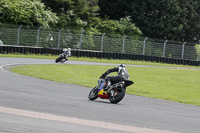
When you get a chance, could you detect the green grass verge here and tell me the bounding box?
[9,64,200,106]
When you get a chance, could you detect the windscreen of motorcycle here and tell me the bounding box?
[98,79,106,91]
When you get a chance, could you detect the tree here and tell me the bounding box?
[41,0,100,31]
[96,16,142,37]
[99,0,129,19]
[98,0,200,42]
[0,0,58,28]
[178,0,200,42]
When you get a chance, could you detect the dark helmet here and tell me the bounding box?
[119,64,126,67]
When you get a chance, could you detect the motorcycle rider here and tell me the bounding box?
[100,64,129,91]
[61,48,71,63]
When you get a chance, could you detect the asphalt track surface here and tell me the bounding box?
[0,57,200,133]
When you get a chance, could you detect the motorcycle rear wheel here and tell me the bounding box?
[109,87,126,104]
[88,86,98,100]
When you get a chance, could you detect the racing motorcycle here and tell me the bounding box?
[55,53,67,63]
[88,77,134,104]
[55,48,70,63]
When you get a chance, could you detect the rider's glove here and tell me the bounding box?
[100,74,106,79]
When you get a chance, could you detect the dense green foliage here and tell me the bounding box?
[99,0,200,42]
[0,0,58,28]
[41,0,99,31]
[0,0,142,37]
[1,0,200,42]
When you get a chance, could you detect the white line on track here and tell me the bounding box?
[0,63,42,73]
[0,64,16,72]
[0,106,180,133]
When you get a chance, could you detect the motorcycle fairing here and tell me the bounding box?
[98,89,109,99]
[124,80,134,87]
[97,79,109,99]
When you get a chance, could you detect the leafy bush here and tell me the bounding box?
[0,0,58,28]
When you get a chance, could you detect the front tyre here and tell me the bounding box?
[109,87,126,104]
[88,86,98,100]
[55,56,63,63]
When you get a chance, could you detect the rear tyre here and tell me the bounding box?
[109,87,126,104]
[88,86,98,100]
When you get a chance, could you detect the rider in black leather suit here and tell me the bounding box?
[100,64,129,91]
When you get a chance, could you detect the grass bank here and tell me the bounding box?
[9,64,200,106]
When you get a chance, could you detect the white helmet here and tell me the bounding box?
[119,64,126,68]
[67,48,71,51]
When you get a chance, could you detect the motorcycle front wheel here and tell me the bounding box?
[55,56,63,63]
[88,86,98,100]
[109,87,126,104]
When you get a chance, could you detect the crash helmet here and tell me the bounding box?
[119,64,126,68]
[67,48,71,51]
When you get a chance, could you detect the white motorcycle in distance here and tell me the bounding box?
[55,48,71,63]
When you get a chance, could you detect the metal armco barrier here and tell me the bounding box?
[0,45,199,66]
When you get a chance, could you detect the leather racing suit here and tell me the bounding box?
[101,65,129,89]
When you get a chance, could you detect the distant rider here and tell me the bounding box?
[61,48,71,63]
[100,64,129,91]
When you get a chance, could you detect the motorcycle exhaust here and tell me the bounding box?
[107,81,125,93]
